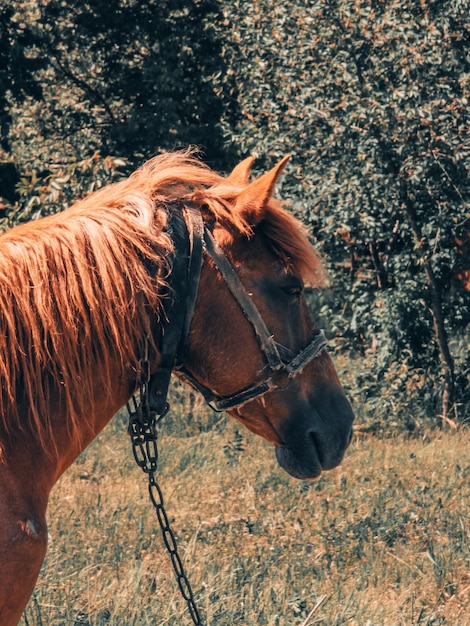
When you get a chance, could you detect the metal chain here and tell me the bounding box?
[127,342,204,626]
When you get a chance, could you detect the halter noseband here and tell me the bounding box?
[147,203,328,415]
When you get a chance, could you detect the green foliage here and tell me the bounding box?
[2,0,236,175]
[218,0,469,426]
[0,3,43,151]
[1,154,128,230]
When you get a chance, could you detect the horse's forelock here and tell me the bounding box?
[259,201,328,287]
[196,189,327,287]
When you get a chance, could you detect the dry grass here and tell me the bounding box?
[20,402,470,626]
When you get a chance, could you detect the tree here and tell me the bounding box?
[2,0,238,227]
[218,0,469,426]
[0,4,43,201]
[3,0,236,177]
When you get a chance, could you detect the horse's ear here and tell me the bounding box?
[236,155,290,224]
[226,156,255,185]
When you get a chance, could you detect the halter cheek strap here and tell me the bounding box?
[148,203,328,416]
[182,228,328,411]
[201,228,285,371]
[147,204,204,415]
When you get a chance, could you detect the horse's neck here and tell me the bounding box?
[54,371,140,482]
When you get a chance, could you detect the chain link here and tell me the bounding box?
[127,343,204,626]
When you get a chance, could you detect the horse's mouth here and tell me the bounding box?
[275,429,352,480]
[275,445,322,480]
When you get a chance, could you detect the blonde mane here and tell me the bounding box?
[0,151,325,455]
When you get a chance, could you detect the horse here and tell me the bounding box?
[0,151,354,625]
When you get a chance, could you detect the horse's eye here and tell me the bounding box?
[282,285,303,298]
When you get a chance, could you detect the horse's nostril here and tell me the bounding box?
[308,426,351,470]
[308,430,325,465]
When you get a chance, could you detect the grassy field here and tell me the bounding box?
[20,398,470,626]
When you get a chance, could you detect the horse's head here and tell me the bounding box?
[181,156,354,480]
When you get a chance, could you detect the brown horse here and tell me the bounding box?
[0,151,354,625]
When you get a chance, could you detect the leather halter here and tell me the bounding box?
[147,203,328,415]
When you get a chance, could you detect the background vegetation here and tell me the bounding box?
[19,406,470,625]
[1,0,468,428]
[217,0,469,427]
[1,1,469,624]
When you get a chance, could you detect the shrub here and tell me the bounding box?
[217,0,469,427]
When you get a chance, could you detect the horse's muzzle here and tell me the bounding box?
[274,393,354,480]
